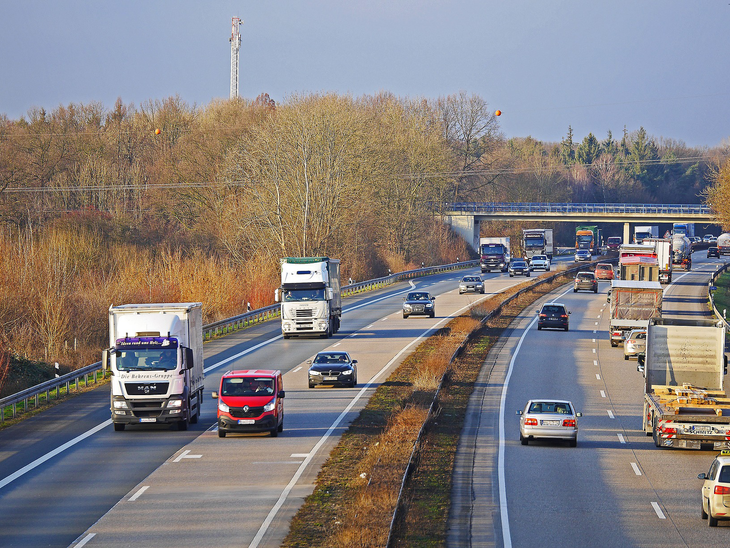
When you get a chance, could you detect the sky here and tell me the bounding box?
[1,1,729,148]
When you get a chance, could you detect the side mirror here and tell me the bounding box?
[184,347,194,370]
[698,473,708,480]
[279,390,286,398]
[431,296,436,301]
[568,311,572,315]
[352,360,358,364]
[306,359,312,365]
[576,412,583,417]
[102,348,111,375]
[516,410,523,415]
[211,392,218,399]
[637,364,645,373]
[274,288,280,303]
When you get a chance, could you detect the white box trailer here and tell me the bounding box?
[641,318,730,450]
[642,238,672,284]
[104,303,205,431]
[609,280,663,346]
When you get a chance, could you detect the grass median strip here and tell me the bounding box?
[283,268,579,547]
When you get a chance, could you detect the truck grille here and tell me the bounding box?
[295,309,314,318]
[125,382,169,396]
[128,400,165,418]
[229,406,264,418]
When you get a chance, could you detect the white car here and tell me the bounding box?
[698,450,730,526]
[529,255,551,271]
[517,399,581,447]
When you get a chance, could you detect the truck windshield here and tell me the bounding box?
[283,288,325,302]
[524,236,544,249]
[116,348,178,371]
[480,245,504,256]
[576,235,593,248]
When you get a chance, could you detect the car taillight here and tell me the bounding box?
[714,485,730,495]
[539,314,547,318]
[525,418,538,426]
[560,315,568,319]
[562,419,576,427]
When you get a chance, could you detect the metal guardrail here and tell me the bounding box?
[386,260,597,545]
[0,260,478,423]
[709,263,730,330]
[444,202,711,215]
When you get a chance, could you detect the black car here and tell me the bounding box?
[402,291,435,318]
[308,351,358,388]
[537,302,570,331]
[508,259,531,277]
[708,246,720,258]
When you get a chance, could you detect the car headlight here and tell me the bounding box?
[404,304,412,311]
[167,399,183,408]
[309,370,321,376]
[113,400,129,409]
[426,303,433,308]
[263,398,276,412]
[218,401,230,413]
[342,369,353,375]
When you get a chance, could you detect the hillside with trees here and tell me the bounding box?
[0,91,727,392]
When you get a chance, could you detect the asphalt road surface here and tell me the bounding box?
[449,252,730,547]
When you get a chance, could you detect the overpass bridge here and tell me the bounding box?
[443,202,715,251]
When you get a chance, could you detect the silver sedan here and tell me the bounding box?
[517,399,582,447]
[458,275,485,294]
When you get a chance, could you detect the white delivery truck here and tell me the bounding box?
[479,237,511,273]
[276,257,341,338]
[634,225,659,244]
[609,280,663,347]
[522,229,554,260]
[104,303,205,431]
[641,318,730,450]
[643,238,672,284]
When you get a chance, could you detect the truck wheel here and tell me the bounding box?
[283,334,290,339]
[114,423,125,432]
[652,417,661,447]
[218,428,226,438]
[624,355,629,361]
[190,395,200,424]
[178,417,189,431]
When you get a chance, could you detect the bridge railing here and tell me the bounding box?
[0,260,478,423]
[443,202,711,215]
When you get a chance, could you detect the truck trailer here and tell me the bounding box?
[618,243,659,282]
[276,257,341,338]
[522,229,554,260]
[608,280,662,347]
[671,234,692,270]
[104,303,205,431]
[717,233,730,256]
[479,237,511,273]
[640,318,730,450]
[642,238,673,284]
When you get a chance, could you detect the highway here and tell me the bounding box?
[0,262,545,548]
[449,252,730,547]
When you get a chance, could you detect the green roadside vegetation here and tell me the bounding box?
[713,271,730,320]
[283,266,580,547]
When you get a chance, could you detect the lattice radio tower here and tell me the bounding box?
[229,17,243,99]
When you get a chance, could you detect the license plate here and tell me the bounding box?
[238,419,255,425]
[691,426,712,435]
[324,376,339,381]
[140,418,156,423]
[542,420,560,426]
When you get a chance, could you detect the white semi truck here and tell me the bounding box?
[640,318,730,450]
[522,228,554,260]
[608,280,663,347]
[276,257,341,338]
[104,303,205,431]
[643,238,673,284]
[634,225,659,244]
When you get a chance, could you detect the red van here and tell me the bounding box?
[212,369,285,437]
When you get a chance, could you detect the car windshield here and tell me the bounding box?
[528,402,572,414]
[407,293,430,300]
[313,353,350,364]
[512,261,526,267]
[533,256,546,261]
[221,377,274,397]
[462,277,479,282]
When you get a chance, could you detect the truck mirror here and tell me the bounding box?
[327,288,334,300]
[274,288,280,302]
[725,355,728,375]
[102,348,112,375]
[279,390,286,398]
[183,347,194,371]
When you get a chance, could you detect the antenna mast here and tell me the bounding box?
[229,17,243,99]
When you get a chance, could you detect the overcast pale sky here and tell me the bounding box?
[1,1,728,148]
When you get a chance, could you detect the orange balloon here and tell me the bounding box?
[155,128,161,135]
[495,110,502,116]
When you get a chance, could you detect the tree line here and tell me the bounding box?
[0,90,727,382]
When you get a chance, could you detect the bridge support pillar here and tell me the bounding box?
[444,214,480,251]
[623,222,631,245]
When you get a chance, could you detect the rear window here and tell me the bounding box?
[542,305,565,314]
[577,273,594,280]
[596,264,611,271]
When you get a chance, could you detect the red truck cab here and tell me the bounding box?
[212,369,285,437]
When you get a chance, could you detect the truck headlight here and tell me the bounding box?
[113,400,129,409]
[218,401,230,413]
[167,399,183,408]
[263,398,276,412]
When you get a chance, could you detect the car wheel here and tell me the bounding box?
[701,501,708,520]
[709,512,718,527]
[624,355,629,361]
[509,273,513,277]
[270,426,279,438]
[573,288,577,293]
[594,288,598,293]
[308,382,315,389]
[537,325,542,330]
[526,272,530,277]
[610,341,617,347]
[113,423,125,432]
[403,313,408,319]
[520,434,528,446]
[283,334,290,339]
[218,428,226,438]
[430,312,435,318]
[278,420,284,433]
[564,326,569,331]
[569,439,577,448]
